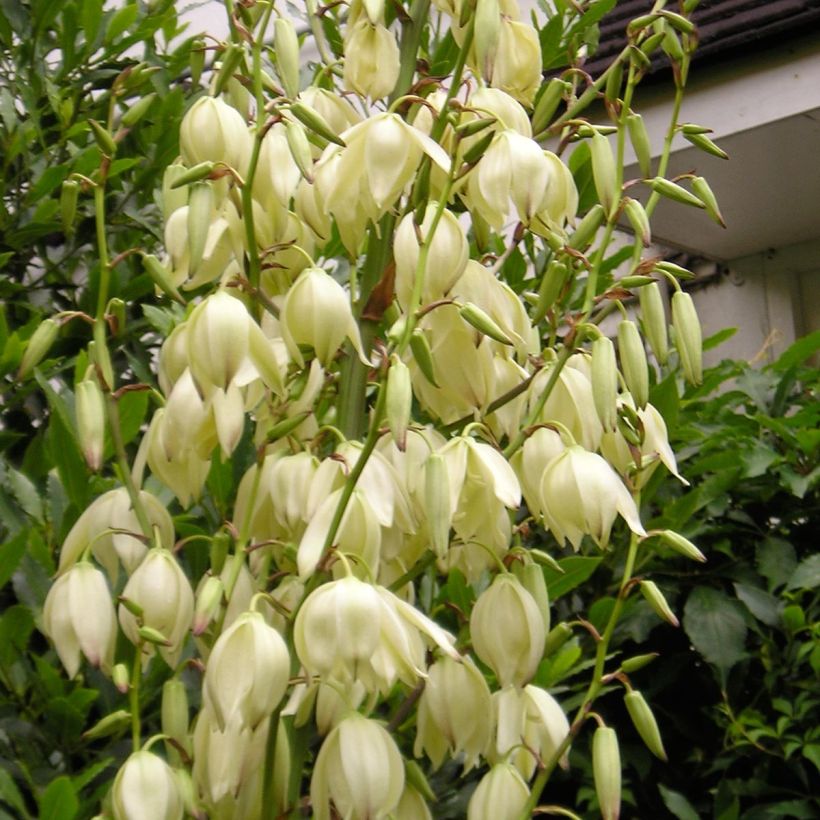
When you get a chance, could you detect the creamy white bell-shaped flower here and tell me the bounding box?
[311,713,405,820]
[343,19,400,100]
[414,655,492,771]
[489,18,542,104]
[394,205,469,309]
[468,87,532,136]
[253,123,302,210]
[511,427,566,520]
[57,487,173,580]
[112,750,183,820]
[490,684,570,779]
[600,399,688,488]
[467,762,530,820]
[532,151,579,235]
[317,113,450,222]
[192,706,268,808]
[180,96,251,172]
[528,359,603,451]
[297,87,361,145]
[294,575,457,692]
[118,548,194,667]
[470,573,545,687]
[186,290,283,395]
[204,611,290,731]
[395,784,433,820]
[466,130,552,228]
[43,562,116,678]
[280,267,367,367]
[540,445,646,550]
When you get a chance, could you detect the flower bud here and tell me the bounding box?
[88,118,117,156]
[60,179,80,235]
[474,0,501,77]
[458,303,513,345]
[617,320,649,408]
[76,378,106,472]
[624,690,667,760]
[285,120,314,182]
[162,678,190,753]
[180,96,251,172]
[590,131,618,214]
[204,611,290,730]
[591,335,618,431]
[544,622,573,656]
[311,713,405,820]
[648,176,705,209]
[186,181,213,274]
[532,78,568,135]
[274,16,300,98]
[470,574,545,687]
[691,175,726,227]
[386,356,412,451]
[627,113,652,177]
[638,281,669,364]
[118,548,194,667]
[112,751,183,820]
[568,203,605,250]
[593,726,621,820]
[671,290,702,384]
[113,663,130,693]
[289,100,348,146]
[424,453,451,557]
[657,529,706,562]
[639,579,679,626]
[83,709,132,741]
[623,197,651,245]
[43,562,116,678]
[409,329,438,386]
[511,560,550,636]
[532,259,570,322]
[18,317,59,379]
[193,575,224,636]
[121,92,156,127]
[467,763,529,820]
[415,655,492,771]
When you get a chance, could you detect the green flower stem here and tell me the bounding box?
[391,0,431,103]
[94,184,110,319]
[502,345,574,459]
[240,130,265,295]
[520,531,641,818]
[129,643,142,752]
[261,708,283,820]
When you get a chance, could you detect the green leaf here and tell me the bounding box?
[0,769,29,820]
[787,554,820,590]
[0,530,27,590]
[39,776,78,820]
[702,326,737,351]
[658,784,700,820]
[733,582,781,627]
[740,441,779,478]
[542,556,603,600]
[756,537,797,591]
[802,744,820,774]
[104,3,138,43]
[3,464,43,523]
[772,329,820,372]
[115,389,149,447]
[683,586,748,685]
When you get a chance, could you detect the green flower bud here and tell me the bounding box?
[459,302,513,345]
[620,653,658,673]
[532,259,570,322]
[112,663,130,693]
[691,175,726,227]
[568,204,605,250]
[193,575,224,636]
[657,529,706,562]
[186,181,213,275]
[627,113,652,177]
[274,16,301,98]
[60,179,80,235]
[83,709,132,741]
[684,131,728,160]
[671,290,702,384]
[410,329,438,387]
[386,356,412,451]
[121,92,157,127]
[617,320,649,408]
[76,378,106,472]
[18,317,59,379]
[593,726,621,820]
[592,335,618,431]
[623,197,651,246]
[285,120,314,182]
[88,118,117,156]
[590,131,618,214]
[532,78,568,135]
[289,101,346,146]
[639,579,679,626]
[625,690,667,760]
[161,678,190,757]
[168,161,215,189]
[544,622,573,656]
[638,281,669,364]
[648,176,705,209]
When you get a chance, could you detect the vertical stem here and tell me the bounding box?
[129,644,142,752]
